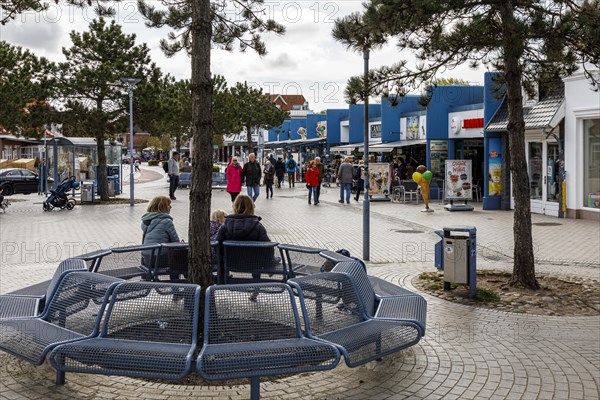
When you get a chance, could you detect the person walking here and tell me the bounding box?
[36,159,47,195]
[168,151,180,200]
[354,160,366,202]
[315,156,325,204]
[225,156,243,202]
[274,157,285,188]
[242,153,262,202]
[134,159,141,173]
[337,157,354,204]
[285,154,298,188]
[263,161,275,199]
[306,160,320,205]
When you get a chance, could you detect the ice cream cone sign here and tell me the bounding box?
[413,169,433,210]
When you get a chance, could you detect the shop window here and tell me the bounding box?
[583,118,600,209]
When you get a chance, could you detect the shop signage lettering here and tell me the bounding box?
[462,118,484,129]
[445,159,473,200]
[370,123,382,139]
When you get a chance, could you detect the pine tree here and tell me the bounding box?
[360,0,600,288]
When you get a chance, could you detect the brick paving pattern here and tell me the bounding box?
[0,165,598,399]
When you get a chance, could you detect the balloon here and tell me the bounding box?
[412,172,423,183]
[416,165,427,174]
[422,171,433,181]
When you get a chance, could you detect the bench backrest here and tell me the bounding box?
[288,273,367,337]
[94,244,161,279]
[401,180,418,191]
[45,258,89,300]
[44,272,122,336]
[157,243,189,277]
[221,241,284,280]
[74,249,112,271]
[204,283,301,345]
[101,282,201,345]
[332,261,376,316]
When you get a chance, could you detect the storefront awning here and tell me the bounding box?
[330,142,364,152]
[369,139,427,152]
[486,95,565,132]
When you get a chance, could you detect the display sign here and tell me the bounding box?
[368,163,390,195]
[406,116,419,139]
[370,123,382,139]
[445,159,472,200]
[316,121,327,138]
[488,139,502,197]
[430,140,448,180]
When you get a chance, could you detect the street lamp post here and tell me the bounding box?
[121,77,141,207]
[362,47,370,261]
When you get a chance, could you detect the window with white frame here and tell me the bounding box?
[583,118,600,208]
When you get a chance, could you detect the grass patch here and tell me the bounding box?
[474,287,500,303]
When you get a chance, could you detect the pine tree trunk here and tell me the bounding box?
[500,3,539,289]
[188,0,214,289]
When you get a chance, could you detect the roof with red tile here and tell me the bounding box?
[269,94,307,111]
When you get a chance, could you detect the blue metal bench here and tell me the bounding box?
[288,272,422,368]
[178,172,192,188]
[278,244,326,277]
[197,283,340,400]
[0,272,122,368]
[49,281,201,384]
[75,249,112,271]
[220,241,287,284]
[92,244,161,280]
[1,258,88,318]
[332,261,427,335]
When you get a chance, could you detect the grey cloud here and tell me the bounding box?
[1,21,66,55]
[266,52,296,70]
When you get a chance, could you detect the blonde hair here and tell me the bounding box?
[232,194,255,215]
[211,209,228,224]
[147,196,171,213]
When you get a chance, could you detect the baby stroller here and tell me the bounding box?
[43,176,80,211]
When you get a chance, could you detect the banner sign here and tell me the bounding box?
[445,159,472,200]
[368,163,390,195]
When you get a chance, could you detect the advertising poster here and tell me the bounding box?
[488,138,502,196]
[430,140,448,180]
[406,116,420,139]
[368,163,390,195]
[445,160,472,200]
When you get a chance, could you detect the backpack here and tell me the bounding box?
[162,161,169,173]
[287,159,295,170]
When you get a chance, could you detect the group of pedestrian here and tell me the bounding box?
[335,157,365,204]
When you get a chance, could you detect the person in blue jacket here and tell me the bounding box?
[285,154,298,188]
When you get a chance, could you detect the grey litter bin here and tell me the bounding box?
[81,181,95,203]
[441,226,477,298]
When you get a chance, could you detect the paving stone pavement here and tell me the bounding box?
[0,165,598,399]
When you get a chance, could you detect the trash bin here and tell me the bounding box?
[107,179,115,197]
[80,181,95,203]
[437,226,477,298]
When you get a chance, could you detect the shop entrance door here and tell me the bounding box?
[525,140,559,216]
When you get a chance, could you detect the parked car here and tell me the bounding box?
[0,168,54,195]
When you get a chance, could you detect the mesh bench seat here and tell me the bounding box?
[1,259,92,319]
[332,262,427,335]
[93,244,161,280]
[74,249,112,271]
[220,241,287,284]
[278,244,326,278]
[50,281,201,384]
[197,283,340,400]
[0,272,122,367]
[289,272,422,368]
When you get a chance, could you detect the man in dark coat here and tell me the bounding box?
[274,157,285,188]
[242,153,262,202]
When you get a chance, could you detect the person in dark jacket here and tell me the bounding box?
[242,153,262,202]
[141,196,181,278]
[396,157,407,181]
[216,194,272,296]
[354,160,366,202]
[263,161,275,199]
[274,157,285,188]
[337,157,354,204]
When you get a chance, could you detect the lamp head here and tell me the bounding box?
[120,77,141,86]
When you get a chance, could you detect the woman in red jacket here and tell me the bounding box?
[225,157,243,202]
[306,159,320,205]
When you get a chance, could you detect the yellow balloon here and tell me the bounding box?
[412,172,423,183]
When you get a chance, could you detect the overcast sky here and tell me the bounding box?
[0,0,486,112]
